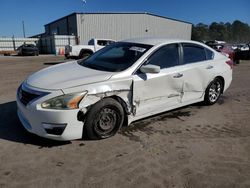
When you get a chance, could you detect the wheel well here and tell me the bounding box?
[109,96,129,127]
[80,49,93,55]
[78,95,129,125]
[215,76,225,93]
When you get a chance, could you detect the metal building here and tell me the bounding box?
[44,12,192,44]
[0,37,39,55]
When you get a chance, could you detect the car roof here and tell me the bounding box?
[122,38,202,46]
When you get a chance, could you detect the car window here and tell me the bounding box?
[97,40,109,46]
[23,44,35,48]
[205,48,214,60]
[182,44,207,64]
[88,39,94,45]
[147,44,179,69]
[80,42,152,72]
[107,41,115,45]
[98,46,126,59]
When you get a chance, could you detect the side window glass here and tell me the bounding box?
[97,40,108,46]
[88,39,94,45]
[205,48,214,60]
[183,44,206,64]
[147,44,179,69]
[107,41,115,45]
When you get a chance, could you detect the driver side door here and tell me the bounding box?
[132,43,184,118]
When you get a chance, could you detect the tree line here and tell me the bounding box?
[192,20,250,43]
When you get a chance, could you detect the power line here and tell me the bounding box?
[22,21,26,38]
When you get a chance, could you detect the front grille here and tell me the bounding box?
[18,86,41,106]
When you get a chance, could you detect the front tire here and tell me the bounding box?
[84,98,124,140]
[204,78,223,105]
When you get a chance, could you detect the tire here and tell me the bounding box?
[79,50,91,59]
[65,54,69,59]
[84,98,124,140]
[204,78,223,105]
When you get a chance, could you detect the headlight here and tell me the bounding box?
[41,92,87,110]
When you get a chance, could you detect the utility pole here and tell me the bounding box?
[22,21,26,38]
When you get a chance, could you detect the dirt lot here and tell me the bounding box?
[0,55,250,188]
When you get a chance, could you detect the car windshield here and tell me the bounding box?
[79,42,152,72]
[23,44,35,48]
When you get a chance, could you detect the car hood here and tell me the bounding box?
[26,61,113,90]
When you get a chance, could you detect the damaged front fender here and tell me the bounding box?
[62,78,135,122]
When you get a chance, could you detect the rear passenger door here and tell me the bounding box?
[179,43,215,103]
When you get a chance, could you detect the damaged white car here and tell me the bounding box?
[17,38,233,141]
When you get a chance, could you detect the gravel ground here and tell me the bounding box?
[0,55,250,188]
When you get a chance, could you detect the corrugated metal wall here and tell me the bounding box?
[76,13,192,44]
[45,14,77,36]
[0,38,38,51]
[38,35,76,54]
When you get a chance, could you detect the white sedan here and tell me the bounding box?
[16,38,233,141]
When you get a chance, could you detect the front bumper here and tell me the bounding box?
[21,51,37,56]
[222,68,233,93]
[65,50,79,58]
[16,87,84,141]
[64,52,76,58]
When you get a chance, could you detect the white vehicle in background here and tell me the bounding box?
[65,38,115,59]
[17,38,233,141]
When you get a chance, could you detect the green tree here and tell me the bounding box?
[191,23,210,41]
[191,20,250,43]
[231,20,250,43]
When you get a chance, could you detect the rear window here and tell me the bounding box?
[205,48,214,60]
[183,44,206,64]
[88,39,94,45]
[97,40,114,46]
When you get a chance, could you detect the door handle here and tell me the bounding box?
[173,73,183,78]
[206,65,213,69]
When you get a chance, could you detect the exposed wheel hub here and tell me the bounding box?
[95,108,117,135]
[209,81,221,102]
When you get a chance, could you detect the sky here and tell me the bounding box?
[0,0,249,37]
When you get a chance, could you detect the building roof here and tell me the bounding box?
[44,12,192,26]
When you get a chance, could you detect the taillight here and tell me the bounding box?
[226,60,233,69]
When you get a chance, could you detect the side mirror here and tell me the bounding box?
[140,64,160,74]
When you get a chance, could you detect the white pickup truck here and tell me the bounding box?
[65,38,115,59]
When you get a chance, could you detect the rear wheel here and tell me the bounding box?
[84,98,124,140]
[79,50,91,59]
[204,78,223,105]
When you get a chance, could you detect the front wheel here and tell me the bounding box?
[204,78,223,105]
[84,98,124,140]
